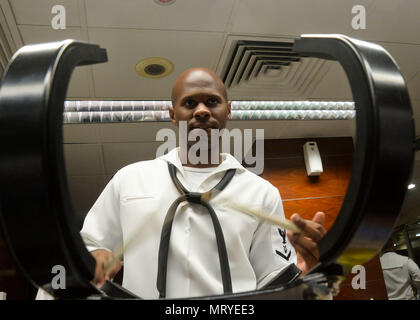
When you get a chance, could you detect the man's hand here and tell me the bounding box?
[91,249,122,287]
[286,212,326,275]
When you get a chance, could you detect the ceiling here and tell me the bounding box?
[1,0,419,102]
[1,0,419,239]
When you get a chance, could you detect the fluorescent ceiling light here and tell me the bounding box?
[62,101,356,124]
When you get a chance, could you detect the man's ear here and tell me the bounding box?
[227,100,232,120]
[168,104,178,126]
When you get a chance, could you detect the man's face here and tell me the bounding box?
[169,70,231,137]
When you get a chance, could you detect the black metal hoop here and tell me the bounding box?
[293,34,414,271]
[0,40,108,298]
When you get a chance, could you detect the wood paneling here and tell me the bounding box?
[0,241,15,271]
[283,196,344,232]
[0,230,29,299]
[261,137,352,229]
[262,156,352,200]
[334,254,388,300]
[259,137,388,300]
[262,137,354,159]
[0,272,29,300]
[261,138,350,233]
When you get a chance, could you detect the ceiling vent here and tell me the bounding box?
[220,39,330,100]
[0,16,14,76]
[222,40,302,87]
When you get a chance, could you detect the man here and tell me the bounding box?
[39,67,326,299]
[380,238,420,300]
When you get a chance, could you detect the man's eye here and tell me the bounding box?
[185,100,196,107]
[208,98,219,105]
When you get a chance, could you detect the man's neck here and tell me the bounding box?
[180,146,222,168]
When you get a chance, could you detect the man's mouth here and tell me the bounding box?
[189,124,218,131]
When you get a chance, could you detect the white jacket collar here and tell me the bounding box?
[158,147,246,177]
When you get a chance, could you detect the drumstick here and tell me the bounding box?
[202,191,301,233]
[103,198,302,273]
[228,199,302,233]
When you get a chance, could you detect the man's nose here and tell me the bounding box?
[193,103,211,121]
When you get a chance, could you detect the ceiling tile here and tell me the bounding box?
[88,28,225,98]
[67,175,105,220]
[10,0,81,26]
[18,25,85,44]
[99,122,175,143]
[350,0,420,44]
[227,120,292,140]
[408,75,420,100]
[307,62,352,100]
[228,120,355,140]
[411,99,420,118]
[85,120,356,147]
[230,0,374,36]
[64,144,105,176]
[411,99,420,136]
[63,124,101,144]
[102,141,163,175]
[104,175,114,185]
[85,0,235,32]
[375,42,420,81]
[18,26,91,97]
[100,121,355,175]
[277,120,354,139]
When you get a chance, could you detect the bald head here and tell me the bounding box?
[171,68,228,105]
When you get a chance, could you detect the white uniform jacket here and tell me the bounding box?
[380,252,420,300]
[80,148,297,299]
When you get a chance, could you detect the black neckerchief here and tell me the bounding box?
[156,162,236,298]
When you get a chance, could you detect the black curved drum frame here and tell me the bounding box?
[0,35,415,299]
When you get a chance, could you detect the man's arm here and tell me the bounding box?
[80,174,124,286]
[407,258,420,290]
[249,187,299,287]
